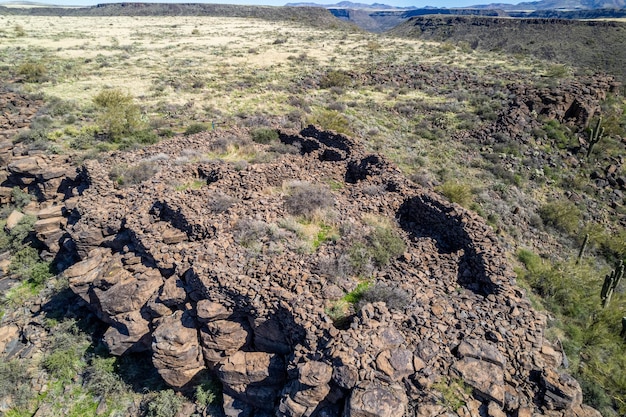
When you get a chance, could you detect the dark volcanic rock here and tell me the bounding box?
[0,123,599,417]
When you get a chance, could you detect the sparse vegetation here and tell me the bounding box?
[284,182,334,218]
[109,161,159,186]
[251,127,279,144]
[538,200,581,236]
[93,89,143,141]
[17,60,47,82]
[146,389,184,417]
[436,181,473,207]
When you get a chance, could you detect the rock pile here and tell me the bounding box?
[0,122,602,416]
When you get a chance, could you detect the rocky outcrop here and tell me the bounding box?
[0,122,602,416]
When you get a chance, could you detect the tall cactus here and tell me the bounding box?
[586,117,604,159]
[601,260,624,308]
[576,233,589,265]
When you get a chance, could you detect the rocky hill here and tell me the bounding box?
[0,77,614,414]
[389,16,626,85]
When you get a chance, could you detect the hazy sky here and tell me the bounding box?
[22,1,521,8]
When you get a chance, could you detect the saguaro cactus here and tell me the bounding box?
[586,117,604,159]
[601,260,624,308]
[576,233,589,265]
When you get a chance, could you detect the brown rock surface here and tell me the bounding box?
[0,122,602,416]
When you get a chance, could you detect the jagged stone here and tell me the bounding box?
[200,319,250,364]
[346,382,408,417]
[36,205,63,220]
[196,300,232,322]
[298,361,332,387]
[159,276,187,307]
[152,310,204,388]
[7,157,43,176]
[452,358,505,405]
[103,311,151,355]
[375,348,414,381]
[457,339,506,368]
[540,368,583,411]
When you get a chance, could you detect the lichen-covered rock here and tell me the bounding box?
[346,382,408,417]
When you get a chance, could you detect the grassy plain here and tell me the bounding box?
[0,12,625,417]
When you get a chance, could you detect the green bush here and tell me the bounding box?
[538,200,581,235]
[307,109,351,136]
[11,187,32,209]
[0,359,35,410]
[84,356,127,398]
[17,61,47,82]
[349,224,406,274]
[93,89,143,141]
[184,123,208,136]
[7,214,36,252]
[543,119,575,149]
[43,321,89,381]
[251,127,279,144]
[195,376,220,408]
[320,70,352,89]
[367,225,406,267]
[545,64,570,78]
[436,181,473,207]
[146,390,183,417]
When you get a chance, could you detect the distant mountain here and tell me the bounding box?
[286,0,626,10]
[470,0,626,10]
[285,1,408,9]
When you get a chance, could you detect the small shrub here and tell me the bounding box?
[17,61,47,82]
[316,254,353,280]
[93,89,143,141]
[146,389,183,417]
[8,215,36,252]
[234,219,268,248]
[14,24,26,37]
[367,225,406,267]
[348,222,406,275]
[109,161,159,187]
[307,109,351,135]
[208,192,237,213]
[195,376,221,408]
[11,187,32,209]
[545,64,570,78]
[251,127,278,144]
[43,321,89,381]
[538,200,581,235]
[432,377,472,411]
[284,182,334,218]
[436,181,473,207]
[184,123,208,136]
[357,283,411,311]
[320,70,351,89]
[84,356,127,398]
[543,119,575,149]
[0,359,35,410]
[270,142,300,155]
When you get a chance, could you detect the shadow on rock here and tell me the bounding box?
[397,194,498,296]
